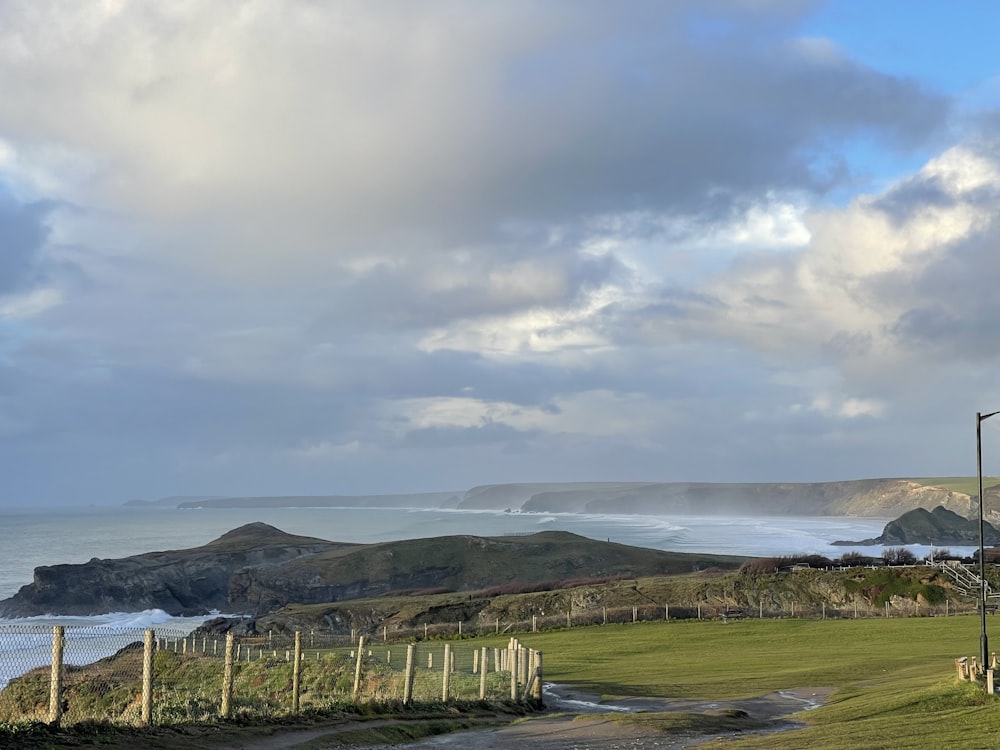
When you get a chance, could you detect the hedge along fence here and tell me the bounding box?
[0,626,543,727]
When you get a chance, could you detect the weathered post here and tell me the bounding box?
[510,645,519,700]
[458,621,462,636]
[428,652,433,669]
[383,625,387,643]
[956,657,969,680]
[533,651,544,705]
[519,646,529,687]
[494,647,501,672]
[602,607,607,625]
[473,648,479,674]
[632,606,637,623]
[987,669,995,694]
[352,636,366,701]
[292,631,302,713]
[142,629,155,726]
[479,646,488,699]
[403,644,416,705]
[665,603,669,621]
[442,643,452,702]
[566,610,571,628]
[48,626,65,725]
[533,615,537,632]
[221,632,235,719]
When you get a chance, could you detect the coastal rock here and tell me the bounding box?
[0,526,744,618]
[832,506,1000,546]
[0,522,344,618]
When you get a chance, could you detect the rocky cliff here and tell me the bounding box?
[0,523,346,617]
[833,506,1000,546]
[0,525,744,618]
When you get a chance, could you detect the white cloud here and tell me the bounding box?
[809,395,886,419]
[385,389,673,439]
[0,287,62,319]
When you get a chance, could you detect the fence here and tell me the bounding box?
[365,597,981,642]
[0,626,542,727]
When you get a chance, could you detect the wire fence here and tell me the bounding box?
[0,626,541,727]
[360,597,983,643]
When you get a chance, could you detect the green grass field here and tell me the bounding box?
[908,476,1000,495]
[513,615,1000,748]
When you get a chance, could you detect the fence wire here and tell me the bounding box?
[0,626,537,727]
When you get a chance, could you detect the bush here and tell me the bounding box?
[883,547,918,566]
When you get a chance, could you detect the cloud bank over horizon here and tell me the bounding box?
[2,0,1000,505]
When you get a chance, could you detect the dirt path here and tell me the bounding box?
[205,684,832,750]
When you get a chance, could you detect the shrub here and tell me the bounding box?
[883,547,918,566]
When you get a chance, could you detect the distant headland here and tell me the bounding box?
[127,477,995,521]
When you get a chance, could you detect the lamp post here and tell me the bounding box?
[977,410,999,670]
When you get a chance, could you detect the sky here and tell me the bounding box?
[2,0,1000,506]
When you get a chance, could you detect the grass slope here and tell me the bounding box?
[524,616,998,749]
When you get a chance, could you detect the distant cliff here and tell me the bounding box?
[459,479,971,518]
[0,524,744,618]
[167,479,975,519]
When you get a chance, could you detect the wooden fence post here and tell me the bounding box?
[510,645,519,700]
[292,631,302,714]
[352,636,366,701]
[48,626,65,725]
[142,629,155,726]
[442,643,452,702]
[221,632,235,719]
[533,651,544,705]
[479,646,488,700]
[403,644,416,705]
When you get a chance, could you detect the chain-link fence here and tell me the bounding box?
[0,626,542,727]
